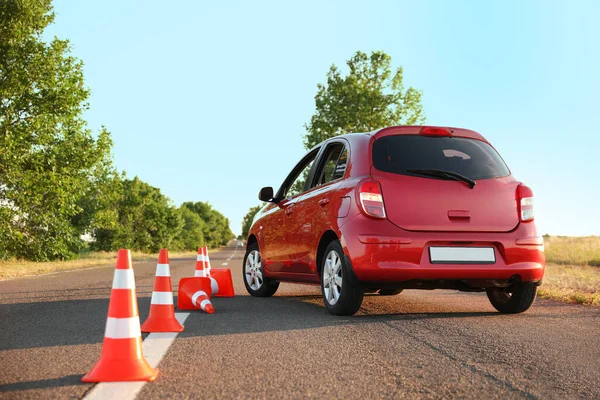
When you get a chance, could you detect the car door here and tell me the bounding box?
[288,140,349,275]
[263,148,320,273]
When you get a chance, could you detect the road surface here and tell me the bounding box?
[1,243,598,399]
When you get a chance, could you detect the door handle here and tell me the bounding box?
[318,198,330,206]
[284,207,294,215]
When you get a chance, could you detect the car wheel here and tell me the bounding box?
[378,289,403,296]
[320,240,364,316]
[243,243,279,297]
[486,282,537,314]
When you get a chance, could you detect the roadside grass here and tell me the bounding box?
[544,235,600,266]
[0,250,199,280]
[538,263,600,306]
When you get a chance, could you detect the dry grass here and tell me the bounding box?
[538,263,600,306]
[0,250,199,280]
[544,235,600,266]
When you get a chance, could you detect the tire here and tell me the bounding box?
[243,243,279,297]
[486,282,537,314]
[378,289,403,296]
[320,240,364,316]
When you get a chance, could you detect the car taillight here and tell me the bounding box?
[359,180,386,219]
[517,184,534,222]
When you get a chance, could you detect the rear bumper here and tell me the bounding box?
[339,215,545,285]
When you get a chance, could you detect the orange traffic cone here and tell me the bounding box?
[178,277,215,314]
[195,246,219,294]
[194,247,209,277]
[140,249,183,333]
[202,246,234,297]
[210,268,235,297]
[82,249,158,382]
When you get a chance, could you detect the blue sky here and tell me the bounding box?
[45,0,599,236]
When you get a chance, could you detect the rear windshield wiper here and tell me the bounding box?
[406,169,476,189]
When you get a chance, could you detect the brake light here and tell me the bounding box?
[359,180,386,219]
[419,126,452,137]
[517,184,534,222]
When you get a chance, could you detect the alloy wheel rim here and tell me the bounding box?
[323,250,343,305]
[245,250,263,291]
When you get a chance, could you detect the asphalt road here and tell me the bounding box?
[1,243,599,399]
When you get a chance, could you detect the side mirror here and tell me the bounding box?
[258,186,274,202]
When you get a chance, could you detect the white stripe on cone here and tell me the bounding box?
[200,299,211,309]
[196,254,208,262]
[194,270,207,278]
[104,316,141,339]
[155,264,170,276]
[112,269,135,289]
[210,277,219,295]
[150,291,174,305]
[191,291,208,306]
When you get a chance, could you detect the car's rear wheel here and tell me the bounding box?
[243,243,279,297]
[378,289,403,296]
[486,281,537,313]
[320,240,364,316]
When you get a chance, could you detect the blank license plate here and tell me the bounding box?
[429,247,496,264]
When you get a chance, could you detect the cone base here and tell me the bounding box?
[211,268,235,297]
[82,358,158,382]
[140,316,184,333]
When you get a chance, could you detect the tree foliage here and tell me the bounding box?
[0,0,247,259]
[172,205,206,251]
[303,50,425,149]
[241,204,263,238]
[181,201,234,248]
[92,177,183,253]
[0,0,118,260]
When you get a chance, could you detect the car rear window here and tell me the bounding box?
[372,135,510,180]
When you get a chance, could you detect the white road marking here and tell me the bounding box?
[221,262,228,266]
[83,312,190,400]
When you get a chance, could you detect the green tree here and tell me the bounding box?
[92,177,183,253]
[172,205,206,251]
[241,204,263,239]
[303,50,425,149]
[182,201,234,247]
[0,0,118,260]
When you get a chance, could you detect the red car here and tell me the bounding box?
[244,126,545,316]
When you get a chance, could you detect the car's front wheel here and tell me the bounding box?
[486,281,537,313]
[321,240,364,316]
[243,243,279,297]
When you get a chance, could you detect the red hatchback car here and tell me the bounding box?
[244,126,545,316]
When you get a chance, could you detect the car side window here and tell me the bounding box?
[331,147,348,181]
[285,152,318,198]
[313,143,347,188]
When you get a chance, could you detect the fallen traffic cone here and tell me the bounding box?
[140,249,183,333]
[210,268,235,297]
[177,277,215,314]
[82,249,158,382]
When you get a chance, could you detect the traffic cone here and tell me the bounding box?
[177,277,215,314]
[140,249,183,333]
[210,268,235,297]
[195,246,219,294]
[202,246,235,297]
[82,249,158,382]
[194,247,209,277]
